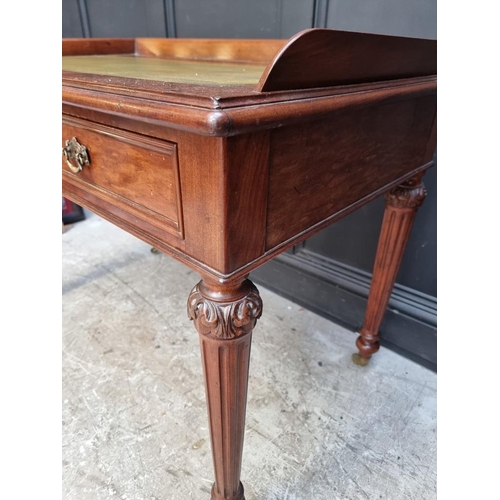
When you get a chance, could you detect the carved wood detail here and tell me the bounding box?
[188,280,262,340]
[354,173,427,365]
[385,172,426,209]
[188,278,261,500]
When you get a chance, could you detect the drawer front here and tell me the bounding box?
[62,116,184,238]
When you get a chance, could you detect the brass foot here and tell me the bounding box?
[150,247,160,254]
[352,353,370,366]
[210,482,245,500]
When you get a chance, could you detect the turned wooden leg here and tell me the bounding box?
[353,173,427,366]
[188,277,262,500]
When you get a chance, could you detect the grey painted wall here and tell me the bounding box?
[64,0,436,39]
[323,0,436,38]
[62,0,437,368]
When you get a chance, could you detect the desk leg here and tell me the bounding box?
[353,173,426,366]
[188,277,262,500]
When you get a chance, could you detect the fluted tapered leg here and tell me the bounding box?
[353,173,426,366]
[188,277,262,500]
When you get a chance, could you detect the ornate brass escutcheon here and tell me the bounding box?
[62,137,90,173]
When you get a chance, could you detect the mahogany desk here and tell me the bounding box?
[62,29,437,500]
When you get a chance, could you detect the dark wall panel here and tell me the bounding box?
[86,0,167,38]
[174,0,314,39]
[326,0,437,38]
[62,0,83,38]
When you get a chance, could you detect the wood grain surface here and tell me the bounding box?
[258,28,436,91]
[62,116,183,237]
[136,38,285,63]
[265,95,436,248]
[63,38,135,56]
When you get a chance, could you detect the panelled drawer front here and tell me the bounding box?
[62,116,184,238]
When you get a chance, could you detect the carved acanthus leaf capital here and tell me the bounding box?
[386,176,427,209]
[187,281,262,340]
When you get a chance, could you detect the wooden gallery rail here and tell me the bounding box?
[62,29,437,500]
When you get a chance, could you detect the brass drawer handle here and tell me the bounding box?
[62,137,90,173]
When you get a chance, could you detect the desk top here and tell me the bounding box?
[63,30,436,116]
[63,31,436,137]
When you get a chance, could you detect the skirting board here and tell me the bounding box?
[251,249,437,371]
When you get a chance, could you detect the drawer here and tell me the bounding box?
[62,116,184,238]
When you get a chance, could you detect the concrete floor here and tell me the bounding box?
[62,212,436,500]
